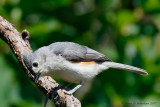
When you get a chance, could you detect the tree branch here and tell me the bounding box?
[0,16,81,107]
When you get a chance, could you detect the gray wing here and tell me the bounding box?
[48,42,111,62]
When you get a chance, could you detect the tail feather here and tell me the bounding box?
[103,62,148,75]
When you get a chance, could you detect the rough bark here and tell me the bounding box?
[0,16,81,107]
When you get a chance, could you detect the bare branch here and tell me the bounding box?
[0,16,81,107]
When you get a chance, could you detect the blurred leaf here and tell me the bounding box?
[62,24,77,36]
[0,54,14,107]
[10,7,22,26]
[27,19,61,36]
[143,0,160,12]
[116,10,136,29]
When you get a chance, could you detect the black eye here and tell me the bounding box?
[33,62,38,67]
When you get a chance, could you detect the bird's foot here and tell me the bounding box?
[50,85,62,99]
[62,81,85,95]
[43,82,84,107]
[44,85,62,107]
[62,89,74,95]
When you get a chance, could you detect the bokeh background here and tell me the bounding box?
[0,0,160,107]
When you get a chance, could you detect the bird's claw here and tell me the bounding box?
[43,83,75,107]
[50,87,60,99]
[62,89,73,95]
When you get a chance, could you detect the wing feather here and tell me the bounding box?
[49,42,111,62]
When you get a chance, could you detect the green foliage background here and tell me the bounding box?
[0,0,160,107]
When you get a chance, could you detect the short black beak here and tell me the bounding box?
[34,73,40,83]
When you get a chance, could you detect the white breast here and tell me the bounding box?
[42,55,102,83]
[51,61,100,83]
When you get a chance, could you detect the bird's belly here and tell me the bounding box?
[52,61,100,83]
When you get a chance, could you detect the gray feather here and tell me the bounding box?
[48,42,111,62]
[104,62,148,75]
[23,54,32,71]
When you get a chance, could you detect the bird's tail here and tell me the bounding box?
[102,62,148,75]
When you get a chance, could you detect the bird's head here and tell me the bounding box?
[23,49,47,83]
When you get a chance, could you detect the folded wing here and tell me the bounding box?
[48,42,111,62]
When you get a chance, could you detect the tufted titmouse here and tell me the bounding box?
[23,42,148,105]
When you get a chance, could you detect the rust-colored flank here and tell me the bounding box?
[72,61,96,66]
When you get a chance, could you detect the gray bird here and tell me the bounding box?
[23,42,148,106]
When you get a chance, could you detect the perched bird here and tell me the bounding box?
[23,42,148,106]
